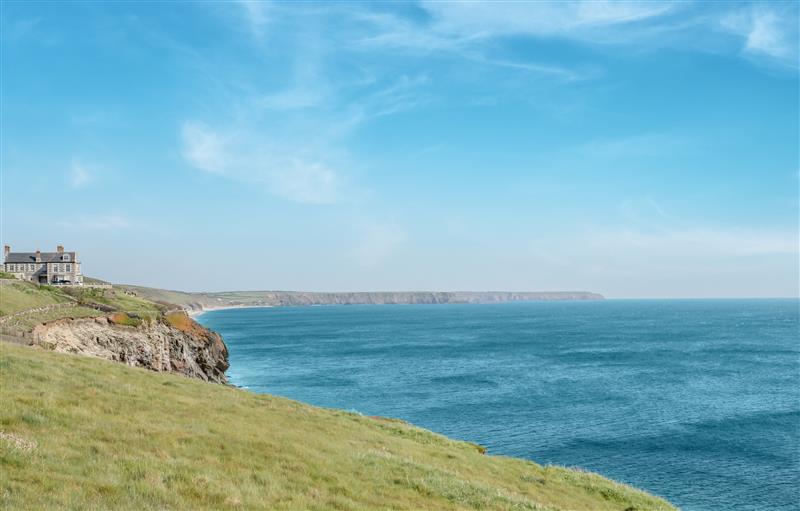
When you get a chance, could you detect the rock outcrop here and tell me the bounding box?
[32,314,228,383]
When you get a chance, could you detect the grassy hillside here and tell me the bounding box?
[63,286,164,316]
[0,343,675,511]
[119,284,211,310]
[0,281,167,332]
[0,281,74,316]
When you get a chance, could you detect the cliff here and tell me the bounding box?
[0,280,229,383]
[31,313,228,383]
[119,286,605,311]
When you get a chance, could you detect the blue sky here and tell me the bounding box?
[1,1,798,297]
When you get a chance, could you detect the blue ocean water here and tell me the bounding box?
[197,300,800,511]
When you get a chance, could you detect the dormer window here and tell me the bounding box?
[62,254,70,261]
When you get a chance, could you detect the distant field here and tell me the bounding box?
[0,343,674,511]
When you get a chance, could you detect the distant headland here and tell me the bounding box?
[119,286,605,312]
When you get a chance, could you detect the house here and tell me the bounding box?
[2,245,83,285]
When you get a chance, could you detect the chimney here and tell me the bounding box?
[57,245,64,254]
[35,250,41,263]
[3,245,9,260]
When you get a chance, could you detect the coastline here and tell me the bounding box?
[187,305,273,319]
[0,341,678,510]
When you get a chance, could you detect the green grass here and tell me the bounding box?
[0,281,164,332]
[8,306,103,332]
[0,343,675,511]
[82,276,110,285]
[118,285,205,309]
[0,282,74,316]
[64,287,164,315]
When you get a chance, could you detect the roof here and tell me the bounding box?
[4,252,78,264]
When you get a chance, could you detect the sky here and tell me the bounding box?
[1,1,798,298]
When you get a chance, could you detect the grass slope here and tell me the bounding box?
[0,281,74,316]
[118,284,203,309]
[0,281,167,332]
[63,287,164,316]
[0,344,675,511]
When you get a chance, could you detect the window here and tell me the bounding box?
[66,264,72,272]
[63,254,70,261]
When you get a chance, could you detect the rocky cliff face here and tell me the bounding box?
[32,315,229,383]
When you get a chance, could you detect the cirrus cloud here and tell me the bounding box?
[181,121,341,204]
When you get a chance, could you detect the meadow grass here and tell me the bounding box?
[0,343,676,511]
[64,287,164,315]
[10,306,103,332]
[0,283,164,332]
[0,282,73,316]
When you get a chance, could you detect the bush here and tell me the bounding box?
[109,312,141,327]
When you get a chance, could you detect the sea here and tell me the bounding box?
[197,299,800,511]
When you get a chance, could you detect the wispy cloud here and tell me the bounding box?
[351,9,585,81]
[585,226,798,259]
[516,226,799,297]
[237,0,270,41]
[619,196,671,225]
[59,215,130,230]
[176,3,442,205]
[579,132,688,159]
[181,121,341,204]
[422,1,676,39]
[721,4,799,66]
[69,161,93,188]
[356,1,797,71]
[181,122,229,175]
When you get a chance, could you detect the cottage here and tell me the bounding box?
[2,245,83,285]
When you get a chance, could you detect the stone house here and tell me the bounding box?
[2,245,83,285]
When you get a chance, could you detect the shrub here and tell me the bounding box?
[109,312,141,327]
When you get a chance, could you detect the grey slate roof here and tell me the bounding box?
[5,252,77,263]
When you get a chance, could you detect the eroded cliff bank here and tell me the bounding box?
[31,313,229,383]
